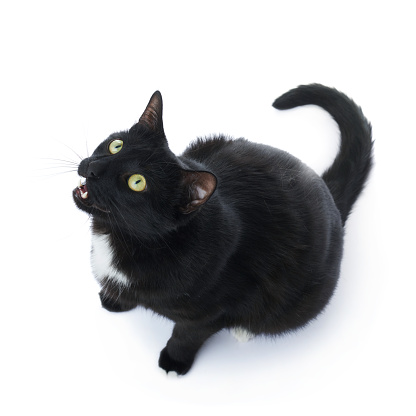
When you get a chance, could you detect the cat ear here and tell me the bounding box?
[180,170,217,214]
[139,91,164,133]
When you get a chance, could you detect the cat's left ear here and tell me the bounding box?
[180,171,217,214]
[139,91,164,133]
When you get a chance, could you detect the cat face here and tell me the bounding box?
[73,92,217,237]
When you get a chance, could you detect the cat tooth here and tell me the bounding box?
[81,191,89,199]
[79,179,82,187]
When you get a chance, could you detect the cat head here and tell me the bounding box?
[73,92,217,237]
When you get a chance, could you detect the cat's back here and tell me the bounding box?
[182,136,301,180]
[182,135,317,199]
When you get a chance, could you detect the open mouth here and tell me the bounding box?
[73,178,109,214]
[75,178,89,200]
[73,178,92,211]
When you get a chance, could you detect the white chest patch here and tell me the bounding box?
[90,233,130,287]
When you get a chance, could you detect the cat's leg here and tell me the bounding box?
[159,322,221,376]
[99,290,135,313]
[230,327,255,343]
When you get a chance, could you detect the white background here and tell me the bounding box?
[1,1,415,415]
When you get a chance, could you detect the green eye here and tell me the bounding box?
[109,139,123,154]
[128,174,147,192]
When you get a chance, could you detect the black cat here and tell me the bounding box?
[73,84,373,375]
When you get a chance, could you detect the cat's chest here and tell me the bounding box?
[90,233,130,286]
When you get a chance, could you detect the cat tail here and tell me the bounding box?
[272,84,373,226]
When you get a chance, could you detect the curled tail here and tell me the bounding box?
[273,84,373,226]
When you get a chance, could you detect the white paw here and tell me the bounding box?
[159,368,179,378]
[231,327,255,343]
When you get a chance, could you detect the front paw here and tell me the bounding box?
[99,291,134,313]
[158,347,194,376]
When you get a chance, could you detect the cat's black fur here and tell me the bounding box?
[73,84,373,375]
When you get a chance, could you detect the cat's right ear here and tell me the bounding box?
[138,91,164,133]
[179,170,217,214]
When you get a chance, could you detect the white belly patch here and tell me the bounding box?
[90,233,130,287]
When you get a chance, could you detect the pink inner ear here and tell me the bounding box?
[195,185,208,200]
[180,170,217,214]
[190,172,216,203]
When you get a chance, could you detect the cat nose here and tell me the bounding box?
[87,160,107,178]
[78,159,106,178]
